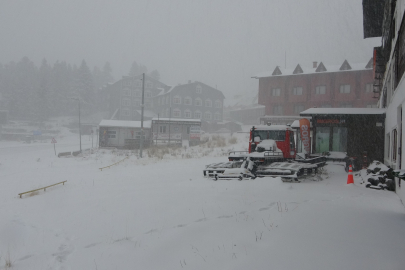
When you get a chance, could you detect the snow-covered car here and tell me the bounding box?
[204,158,257,180]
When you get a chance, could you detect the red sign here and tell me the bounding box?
[51,138,57,143]
[299,118,310,154]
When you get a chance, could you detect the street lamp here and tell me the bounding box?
[70,97,82,152]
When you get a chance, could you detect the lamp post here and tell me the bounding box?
[71,97,82,152]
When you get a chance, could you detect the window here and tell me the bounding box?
[205,99,212,107]
[272,88,281,96]
[134,90,141,97]
[194,111,202,119]
[159,126,166,133]
[166,96,169,104]
[133,99,141,107]
[173,109,181,118]
[196,85,202,94]
[215,100,222,108]
[146,81,153,88]
[107,130,116,138]
[174,126,179,132]
[293,104,305,114]
[122,109,130,116]
[122,98,131,106]
[339,85,351,93]
[292,87,303,95]
[195,98,202,106]
[184,97,192,105]
[214,113,221,120]
[340,104,352,108]
[315,85,326,95]
[204,111,212,120]
[393,129,398,161]
[136,80,142,87]
[173,96,182,104]
[366,104,377,108]
[365,83,373,93]
[332,127,347,152]
[146,91,152,98]
[123,88,131,96]
[157,98,160,105]
[273,105,283,115]
[184,110,191,118]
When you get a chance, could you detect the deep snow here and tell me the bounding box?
[1,129,405,270]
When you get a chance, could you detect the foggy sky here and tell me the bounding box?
[0,0,380,99]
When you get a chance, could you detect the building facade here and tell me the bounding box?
[151,81,225,123]
[253,60,376,116]
[106,77,225,127]
[107,74,171,121]
[363,0,405,200]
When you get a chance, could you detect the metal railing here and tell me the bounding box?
[18,180,67,198]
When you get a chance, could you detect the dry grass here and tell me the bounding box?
[228,137,237,144]
[4,249,12,269]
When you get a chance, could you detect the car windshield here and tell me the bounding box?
[254,130,285,141]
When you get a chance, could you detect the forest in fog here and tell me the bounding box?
[0,57,159,121]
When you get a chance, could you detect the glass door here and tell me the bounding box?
[315,127,330,153]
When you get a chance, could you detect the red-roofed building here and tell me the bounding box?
[252,59,376,116]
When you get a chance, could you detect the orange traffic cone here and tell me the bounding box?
[347,165,354,184]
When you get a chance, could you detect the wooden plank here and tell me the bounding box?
[18,180,67,198]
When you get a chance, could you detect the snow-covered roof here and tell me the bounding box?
[300,108,386,115]
[291,120,313,128]
[253,124,293,131]
[99,120,152,128]
[151,117,201,123]
[134,110,157,118]
[253,61,372,79]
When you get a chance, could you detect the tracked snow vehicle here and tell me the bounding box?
[204,124,326,181]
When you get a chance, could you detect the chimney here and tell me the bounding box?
[313,61,318,68]
[188,80,191,84]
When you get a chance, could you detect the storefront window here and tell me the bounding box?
[332,127,347,152]
[316,127,330,153]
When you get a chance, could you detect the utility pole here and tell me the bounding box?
[139,73,145,158]
[78,100,81,152]
[156,113,159,146]
[168,107,171,146]
[71,97,82,152]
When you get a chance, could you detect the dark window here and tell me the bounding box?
[253,130,285,141]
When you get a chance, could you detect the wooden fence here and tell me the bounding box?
[18,180,67,198]
[99,156,129,171]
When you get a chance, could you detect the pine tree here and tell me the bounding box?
[77,60,94,114]
[36,58,51,122]
[149,69,160,81]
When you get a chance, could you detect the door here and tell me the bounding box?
[315,127,330,153]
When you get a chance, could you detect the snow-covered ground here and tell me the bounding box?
[1,129,405,269]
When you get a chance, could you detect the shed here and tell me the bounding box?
[151,118,201,146]
[99,120,152,149]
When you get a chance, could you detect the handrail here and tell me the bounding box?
[99,156,129,171]
[18,180,67,198]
